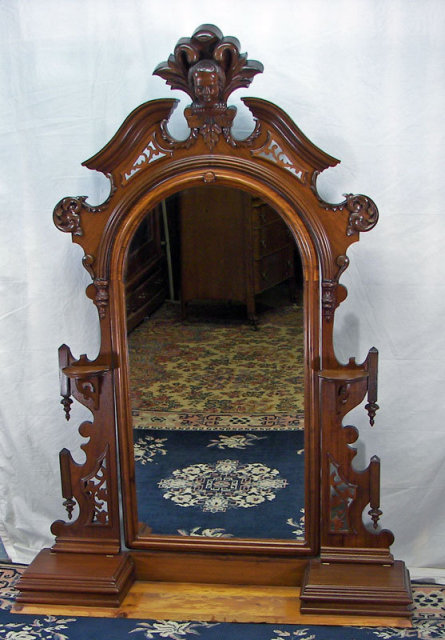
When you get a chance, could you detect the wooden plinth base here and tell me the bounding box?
[15,549,135,607]
[300,559,413,617]
[13,581,411,627]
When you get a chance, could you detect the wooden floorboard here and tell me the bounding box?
[13,581,412,627]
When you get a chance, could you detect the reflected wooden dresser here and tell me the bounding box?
[179,186,296,322]
[125,204,167,332]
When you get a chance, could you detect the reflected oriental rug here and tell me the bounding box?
[128,300,304,431]
[2,564,444,639]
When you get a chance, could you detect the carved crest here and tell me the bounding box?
[154,24,263,149]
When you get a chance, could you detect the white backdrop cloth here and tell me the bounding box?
[1,0,444,579]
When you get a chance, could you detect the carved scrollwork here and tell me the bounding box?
[53,196,87,236]
[122,135,172,184]
[252,134,307,182]
[344,194,379,236]
[82,451,110,526]
[53,188,114,238]
[153,24,263,149]
[311,173,379,237]
[328,455,357,534]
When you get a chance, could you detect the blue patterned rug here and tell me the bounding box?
[1,564,444,639]
[133,429,305,539]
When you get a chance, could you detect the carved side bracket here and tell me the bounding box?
[58,349,111,417]
[62,355,110,412]
[318,360,393,550]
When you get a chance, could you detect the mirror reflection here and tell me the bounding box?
[125,186,305,541]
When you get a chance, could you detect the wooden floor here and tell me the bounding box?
[13,581,412,627]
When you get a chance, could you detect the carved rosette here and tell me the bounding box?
[153,24,263,150]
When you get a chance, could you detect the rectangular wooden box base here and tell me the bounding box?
[300,559,413,617]
[15,548,135,607]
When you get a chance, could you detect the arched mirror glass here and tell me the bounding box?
[124,186,306,541]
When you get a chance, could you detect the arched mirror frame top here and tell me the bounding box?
[16,25,412,620]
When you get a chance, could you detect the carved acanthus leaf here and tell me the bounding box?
[153,24,263,149]
[154,24,263,102]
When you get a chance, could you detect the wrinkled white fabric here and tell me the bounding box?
[1,0,444,576]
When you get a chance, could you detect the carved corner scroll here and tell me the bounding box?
[311,172,379,236]
[154,24,263,149]
[53,197,88,236]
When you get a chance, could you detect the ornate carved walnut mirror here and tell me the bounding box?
[17,25,412,621]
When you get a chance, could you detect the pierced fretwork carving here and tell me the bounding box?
[154,24,263,149]
[329,455,357,534]
[252,134,306,181]
[122,136,171,184]
[83,451,110,526]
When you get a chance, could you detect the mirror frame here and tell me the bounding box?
[16,25,412,619]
